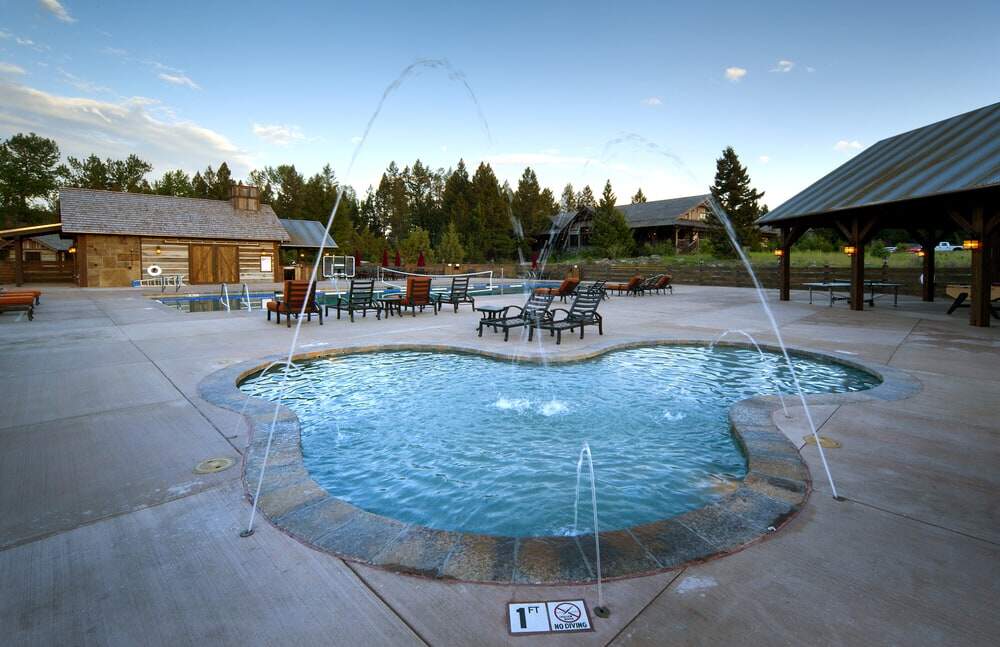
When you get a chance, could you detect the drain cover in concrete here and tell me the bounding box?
[194,457,235,474]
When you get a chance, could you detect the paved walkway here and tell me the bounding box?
[1,283,997,646]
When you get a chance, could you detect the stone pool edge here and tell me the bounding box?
[197,340,921,585]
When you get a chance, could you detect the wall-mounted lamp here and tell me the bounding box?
[68,246,77,254]
[916,250,926,257]
[843,245,857,256]
[155,245,162,255]
[963,239,981,250]
[773,249,784,257]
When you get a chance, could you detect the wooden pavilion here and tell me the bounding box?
[759,101,1000,327]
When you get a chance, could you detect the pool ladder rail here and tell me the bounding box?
[218,283,254,312]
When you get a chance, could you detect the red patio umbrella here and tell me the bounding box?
[417,251,426,268]
[531,251,539,270]
[381,249,389,267]
[394,250,401,267]
[353,249,362,268]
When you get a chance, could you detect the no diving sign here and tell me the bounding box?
[508,600,592,635]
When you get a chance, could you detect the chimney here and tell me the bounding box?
[230,182,260,211]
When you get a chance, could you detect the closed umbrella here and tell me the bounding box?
[417,251,425,268]
[353,249,362,271]
[531,251,539,270]
[381,249,389,267]
[394,250,401,267]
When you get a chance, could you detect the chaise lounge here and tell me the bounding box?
[400,276,437,316]
[607,275,643,296]
[533,277,580,302]
[267,280,323,327]
[478,293,553,341]
[328,279,378,322]
[0,288,42,304]
[0,294,35,320]
[539,292,603,344]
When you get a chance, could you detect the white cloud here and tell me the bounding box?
[833,140,863,152]
[57,68,110,94]
[771,60,795,73]
[724,66,747,82]
[641,96,663,107]
[0,79,252,171]
[39,0,76,23]
[806,66,816,73]
[0,62,27,76]
[252,123,305,146]
[158,72,200,90]
[759,155,770,164]
[0,29,50,52]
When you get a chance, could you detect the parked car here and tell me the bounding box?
[934,241,964,252]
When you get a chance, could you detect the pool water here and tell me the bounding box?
[239,346,878,537]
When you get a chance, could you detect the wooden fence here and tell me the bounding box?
[0,260,75,284]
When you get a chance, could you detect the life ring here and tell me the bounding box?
[147,265,163,277]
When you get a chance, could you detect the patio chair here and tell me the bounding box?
[0,288,41,304]
[266,280,322,327]
[636,274,662,295]
[478,293,554,342]
[328,279,378,322]
[540,293,603,345]
[581,280,609,300]
[400,276,436,316]
[650,273,673,295]
[533,277,580,302]
[435,275,476,313]
[607,275,643,296]
[0,294,35,320]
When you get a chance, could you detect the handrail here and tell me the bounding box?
[241,283,252,311]
[220,283,231,311]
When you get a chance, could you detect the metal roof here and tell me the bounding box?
[31,233,73,251]
[618,194,711,229]
[760,101,1000,224]
[59,188,290,241]
[278,218,337,249]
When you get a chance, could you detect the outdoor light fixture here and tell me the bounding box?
[917,250,926,257]
[773,249,784,257]
[843,245,857,255]
[155,245,162,255]
[68,246,76,254]
[963,239,981,250]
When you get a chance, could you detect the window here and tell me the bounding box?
[24,251,41,262]
[260,254,273,273]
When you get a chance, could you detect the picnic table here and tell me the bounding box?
[802,280,902,307]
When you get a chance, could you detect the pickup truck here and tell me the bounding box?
[934,241,964,252]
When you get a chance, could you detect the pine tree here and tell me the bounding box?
[631,188,647,204]
[212,162,233,199]
[591,180,634,258]
[576,185,596,208]
[0,132,64,227]
[442,160,475,258]
[191,171,209,198]
[470,162,512,261]
[153,170,193,197]
[560,183,577,212]
[437,221,465,263]
[706,146,765,255]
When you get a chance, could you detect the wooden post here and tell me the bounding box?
[13,236,23,286]
[850,234,865,310]
[969,207,991,327]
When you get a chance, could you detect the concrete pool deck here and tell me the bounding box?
[1,283,998,646]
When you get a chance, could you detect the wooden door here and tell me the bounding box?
[216,246,239,283]
[189,245,214,284]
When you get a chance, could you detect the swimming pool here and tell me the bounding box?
[238,345,879,537]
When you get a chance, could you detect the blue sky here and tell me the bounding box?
[1,0,997,208]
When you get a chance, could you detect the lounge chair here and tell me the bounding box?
[0,288,41,304]
[400,276,436,316]
[478,293,554,341]
[266,280,322,327]
[607,275,643,296]
[328,279,378,322]
[649,273,673,295]
[540,292,603,344]
[434,276,476,313]
[580,280,608,300]
[0,294,36,320]
[533,277,580,302]
[946,283,1000,319]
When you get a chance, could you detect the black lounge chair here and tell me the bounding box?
[478,293,554,342]
[581,280,608,300]
[435,276,476,313]
[327,279,378,322]
[539,293,603,345]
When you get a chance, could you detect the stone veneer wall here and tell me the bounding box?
[81,234,142,287]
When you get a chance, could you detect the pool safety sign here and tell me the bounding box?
[508,600,592,635]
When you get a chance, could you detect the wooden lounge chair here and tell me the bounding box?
[479,293,554,341]
[328,279,378,322]
[533,277,580,302]
[0,288,41,304]
[266,280,322,327]
[400,276,436,316]
[540,292,603,344]
[639,273,673,295]
[607,275,643,296]
[0,294,35,320]
[435,276,476,313]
